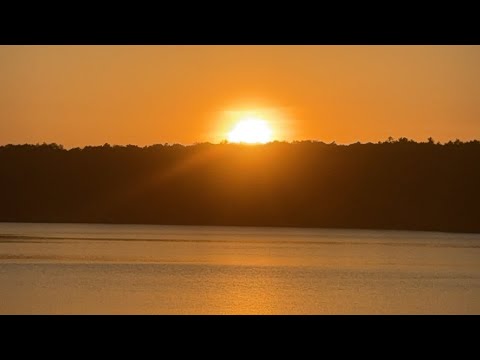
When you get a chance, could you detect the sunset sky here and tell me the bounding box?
[1,45,479,147]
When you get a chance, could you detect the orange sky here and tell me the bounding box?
[1,45,479,147]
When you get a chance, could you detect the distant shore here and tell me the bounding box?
[1,140,479,234]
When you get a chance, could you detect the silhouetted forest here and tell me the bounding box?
[1,138,479,233]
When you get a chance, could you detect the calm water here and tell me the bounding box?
[0,222,479,314]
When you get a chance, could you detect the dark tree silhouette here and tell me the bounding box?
[0,139,479,233]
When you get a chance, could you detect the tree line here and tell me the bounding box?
[1,138,479,233]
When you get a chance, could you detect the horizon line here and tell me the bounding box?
[1,137,480,150]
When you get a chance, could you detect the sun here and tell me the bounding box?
[227,117,273,144]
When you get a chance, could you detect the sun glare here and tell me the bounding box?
[227,117,273,144]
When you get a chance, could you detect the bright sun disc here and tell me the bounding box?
[227,117,273,144]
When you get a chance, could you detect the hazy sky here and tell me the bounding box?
[1,45,479,147]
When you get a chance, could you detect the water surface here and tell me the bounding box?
[0,222,479,314]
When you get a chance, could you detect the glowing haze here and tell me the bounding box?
[1,45,479,147]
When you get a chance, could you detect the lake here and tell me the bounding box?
[0,222,479,314]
